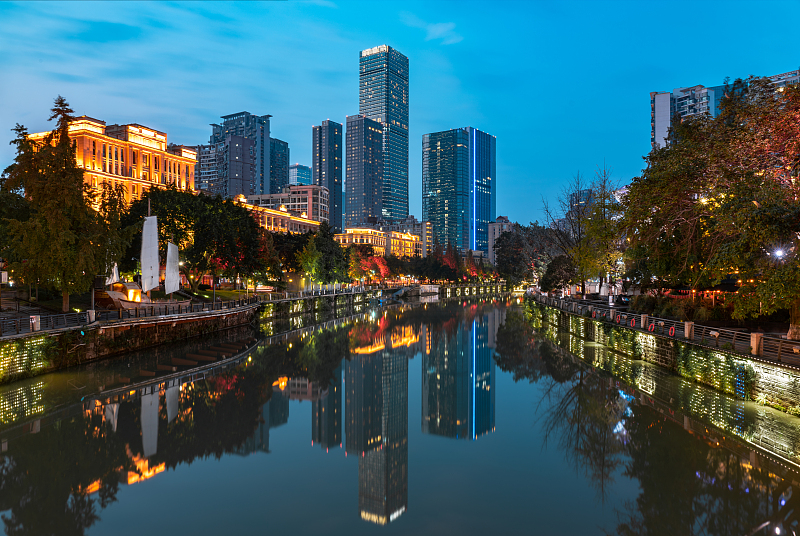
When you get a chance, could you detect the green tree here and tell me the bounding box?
[296,237,321,288]
[540,254,577,293]
[581,165,625,293]
[2,97,131,311]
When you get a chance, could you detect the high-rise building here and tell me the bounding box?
[289,163,312,186]
[359,45,409,222]
[345,352,383,454]
[198,135,254,198]
[487,216,512,266]
[346,115,384,227]
[209,112,271,195]
[422,127,496,254]
[312,120,343,231]
[29,116,196,205]
[270,138,290,194]
[422,313,495,441]
[650,69,800,148]
[312,365,342,451]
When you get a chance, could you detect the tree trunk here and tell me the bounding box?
[788,297,800,340]
[62,289,69,312]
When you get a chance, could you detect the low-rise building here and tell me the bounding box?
[235,196,320,234]
[246,184,329,223]
[348,216,432,257]
[335,228,422,258]
[487,216,512,265]
[29,116,196,204]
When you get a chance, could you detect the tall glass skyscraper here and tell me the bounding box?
[269,138,289,194]
[346,114,384,227]
[312,120,343,231]
[359,45,409,222]
[209,112,271,195]
[422,127,496,254]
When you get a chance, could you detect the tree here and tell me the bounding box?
[540,254,577,293]
[296,237,320,288]
[313,222,349,285]
[2,97,132,311]
[542,172,593,294]
[581,165,625,293]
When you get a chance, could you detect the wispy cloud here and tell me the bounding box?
[400,12,463,45]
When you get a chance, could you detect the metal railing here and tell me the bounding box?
[534,294,800,367]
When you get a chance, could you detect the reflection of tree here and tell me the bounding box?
[0,413,134,536]
[539,354,625,501]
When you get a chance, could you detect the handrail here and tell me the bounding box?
[532,294,800,367]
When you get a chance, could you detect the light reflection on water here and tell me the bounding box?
[0,299,798,535]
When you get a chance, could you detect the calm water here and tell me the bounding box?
[1,299,799,535]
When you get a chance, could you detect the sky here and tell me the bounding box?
[0,0,798,224]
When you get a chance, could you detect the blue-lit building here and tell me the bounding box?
[422,127,496,254]
[359,45,409,222]
[289,163,312,186]
[422,313,496,441]
[270,138,289,194]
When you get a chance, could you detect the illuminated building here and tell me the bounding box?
[289,163,312,186]
[270,138,290,194]
[334,228,422,258]
[234,196,320,234]
[650,69,800,148]
[312,120,343,231]
[208,112,271,194]
[359,45,409,221]
[246,184,330,223]
[349,216,432,257]
[345,352,383,454]
[29,116,196,205]
[422,127,496,254]
[312,364,342,450]
[487,216,512,265]
[422,314,496,440]
[345,114,384,227]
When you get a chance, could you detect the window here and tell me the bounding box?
[92,141,96,156]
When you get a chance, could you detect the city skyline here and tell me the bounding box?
[4,2,797,224]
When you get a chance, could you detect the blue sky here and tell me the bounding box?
[1,0,798,223]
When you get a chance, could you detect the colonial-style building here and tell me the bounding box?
[335,228,422,258]
[234,195,320,234]
[29,116,196,204]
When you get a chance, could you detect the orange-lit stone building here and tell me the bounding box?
[233,195,320,234]
[29,116,196,204]
[334,228,422,257]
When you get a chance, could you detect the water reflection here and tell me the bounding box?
[4,300,800,535]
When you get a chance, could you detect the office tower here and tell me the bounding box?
[346,115,384,227]
[312,365,342,450]
[487,216,511,265]
[422,315,495,440]
[269,389,289,429]
[270,138,290,194]
[359,45,409,221]
[209,112,271,195]
[422,127,496,254]
[289,163,312,185]
[312,120,343,231]
[345,352,383,454]
[650,69,800,148]
[233,402,271,456]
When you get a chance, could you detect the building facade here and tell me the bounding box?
[422,127,496,254]
[246,184,329,223]
[487,216,512,266]
[270,138,290,194]
[30,116,196,205]
[208,112,271,195]
[359,45,409,222]
[348,216,432,258]
[346,114,384,227]
[312,120,343,231]
[650,69,800,148]
[289,163,312,186]
[312,365,342,451]
[236,197,320,234]
[335,228,422,258]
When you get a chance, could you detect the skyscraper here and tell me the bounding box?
[359,45,409,222]
[289,163,312,185]
[346,114,384,227]
[422,127,496,254]
[312,120,343,231]
[209,112,271,195]
[196,135,254,198]
[312,365,342,451]
[270,138,290,194]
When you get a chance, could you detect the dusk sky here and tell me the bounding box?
[1,0,798,224]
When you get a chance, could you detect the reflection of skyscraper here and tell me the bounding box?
[313,365,342,450]
[422,315,496,440]
[270,389,289,429]
[346,352,382,454]
[358,342,408,525]
[234,402,271,456]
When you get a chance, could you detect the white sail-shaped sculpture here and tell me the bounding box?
[141,216,159,293]
[165,242,179,294]
[105,263,120,286]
